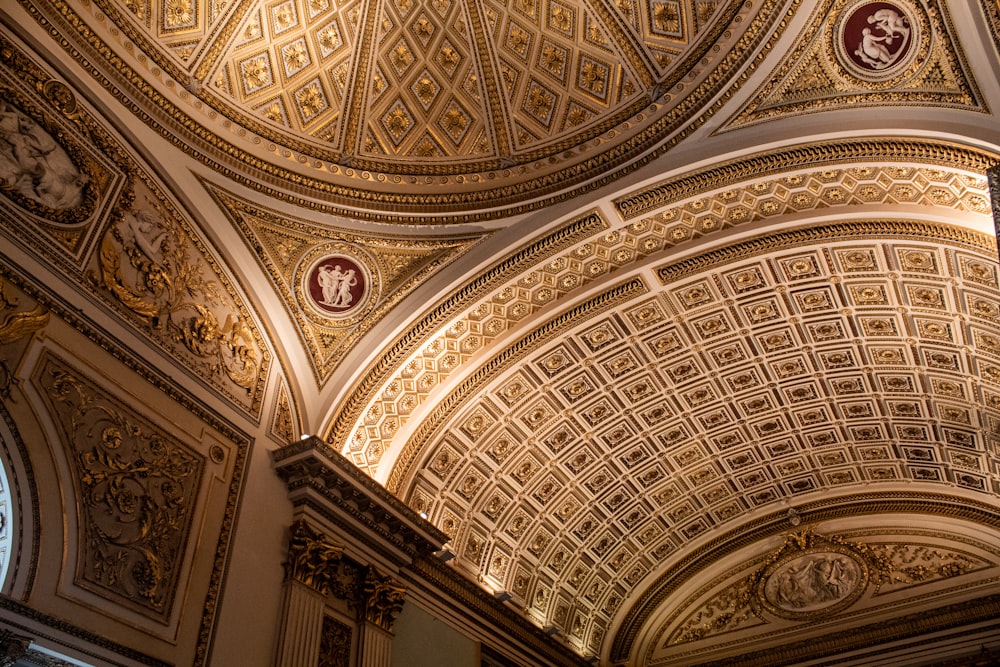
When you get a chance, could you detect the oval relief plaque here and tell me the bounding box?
[758,548,868,619]
[0,100,91,216]
[838,1,917,78]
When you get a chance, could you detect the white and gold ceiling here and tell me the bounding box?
[1,0,1000,664]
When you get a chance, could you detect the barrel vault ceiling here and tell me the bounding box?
[2,0,1000,664]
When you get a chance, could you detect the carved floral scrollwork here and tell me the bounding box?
[668,528,987,646]
[93,187,262,404]
[283,520,344,595]
[34,354,203,617]
[361,567,406,632]
[318,615,352,667]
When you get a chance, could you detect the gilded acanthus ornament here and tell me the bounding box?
[0,277,48,397]
[34,354,203,618]
[361,567,406,632]
[283,520,344,595]
[94,189,262,403]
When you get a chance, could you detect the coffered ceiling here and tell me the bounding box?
[2,0,1000,664]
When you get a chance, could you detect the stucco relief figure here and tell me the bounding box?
[97,197,261,393]
[850,6,911,70]
[0,101,88,210]
[765,553,861,612]
[307,256,366,315]
[317,264,344,305]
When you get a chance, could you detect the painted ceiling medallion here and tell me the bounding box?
[838,1,916,77]
[298,246,376,323]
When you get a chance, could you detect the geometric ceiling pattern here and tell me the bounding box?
[4,0,1000,664]
[80,0,790,215]
[43,0,980,218]
[400,229,1000,660]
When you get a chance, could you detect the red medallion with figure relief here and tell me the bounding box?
[842,2,913,73]
[306,255,367,315]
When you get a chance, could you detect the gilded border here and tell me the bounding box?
[655,219,998,284]
[0,596,169,666]
[615,139,999,220]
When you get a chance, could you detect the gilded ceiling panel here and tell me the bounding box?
[726,0,984,130]
[207,183,482,383]
[25,0,798,215]
[0,33,271,417]
[337,142,994,485]
[104,0,256,68]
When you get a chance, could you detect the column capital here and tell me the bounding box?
[361,567,406,633]
[283,519,344,596]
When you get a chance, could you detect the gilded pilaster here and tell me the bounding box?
[275,520,345,667]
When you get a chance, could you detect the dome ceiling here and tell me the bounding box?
[3,0,999,665]
[93,0,779,215]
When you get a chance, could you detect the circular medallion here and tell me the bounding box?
[295,244,378,325]
[837,1,917,78]
[305,255,368,316]
[757,548,868,619]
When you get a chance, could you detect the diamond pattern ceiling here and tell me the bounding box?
[22,0,1000,664]
[102,0,754,212]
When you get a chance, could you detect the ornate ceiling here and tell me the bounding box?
[90,0,772,215]
[1,0,1000,664]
